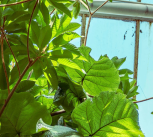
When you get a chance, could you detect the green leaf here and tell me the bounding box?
[62,43,81,55]
[111,56,126,69]
[0,92,52,136]
[54,79,86,112]
[73,1,80,19]
[51,14,60,38]
[28,0,39,18]
[120,72,132,81]
[78,46,95,64]
[56,22,81,37]
[48,0,71,17]
[33,59,43,79]
[130,79,136,89]
[72,91,144,137]
[40,1,50,25]
[57,58,82,71]
[26,85,43,96]
[40,58,58,90]
[30,21,40,46]
[65,56,120,96]
[122,80,130,95]
[49,49,77,59]
[15,80,35,93]
[36,118,82,137]
[38,25,52,52]
[127,86,138,98]
[83,58,120,95]
[10,57,32,84]
[0,90,8,110]
[2,8,14,17]
[49,32,80,50]
[20,35,37,55]
[119,69,133,75]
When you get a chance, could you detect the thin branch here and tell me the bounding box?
[134,97,153,103]
[2,31,21,76]
[0,60,33,117]
[80,0,88,9]
[30,56,41,67]
[0,0,33,7]
[83,0,109,46]
[1,31,10,94]
[51,110,66,116]
[1,17,10,94]
[91,0,109,15]
[84,14,91,46]
[85,0,91,14]
[50,9,55,15]
[27,0,39,62]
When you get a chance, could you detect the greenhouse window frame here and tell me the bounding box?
[76,0,153,99]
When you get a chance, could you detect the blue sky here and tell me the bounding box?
[71,10,153,136]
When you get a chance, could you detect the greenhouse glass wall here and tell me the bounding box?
[71,0,153,136]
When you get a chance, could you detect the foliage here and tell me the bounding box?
[0,0,144,137]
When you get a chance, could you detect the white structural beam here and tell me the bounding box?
[78,1,153,22]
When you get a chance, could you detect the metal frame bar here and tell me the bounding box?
[77,1,153,22]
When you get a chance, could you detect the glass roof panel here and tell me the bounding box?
[85,17,135,70]
[141,0,153,4]
[137,21,153,137]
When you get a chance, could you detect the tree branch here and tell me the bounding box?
[1,17,10,94]
[50,9,55,15]
[27,0,39,62]
[84,14,91,46]
[2,31,21,76]
[83,0,109,46]
[0,60,33,117]
[91,0,109,15]
[0,0,33,7]
[51,110,66,116]
[85,0,91,14]
[134,97,153,103]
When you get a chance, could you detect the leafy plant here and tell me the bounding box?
[0,0,146,136]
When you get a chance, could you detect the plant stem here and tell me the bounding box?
[134,97,153,103]
[83,0,109,46]
[0,60,33,117]
[50,9,55,15]
[1,18,10,94]
[51,110,66,116]
[2,31,21,76]
[84,14,91,46]
[0,0,33,7]
[91,0,109,15]
[85,0,91,14]
[27,0,39,62]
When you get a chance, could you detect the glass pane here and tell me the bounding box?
[86,18,135,70]
[141,0,153,4]
[137,21,153,137]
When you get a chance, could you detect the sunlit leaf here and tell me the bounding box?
[72,91,144,137]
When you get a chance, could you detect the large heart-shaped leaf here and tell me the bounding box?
[65,56,120,95]
[0,92,52,136]
[72,91,144,137]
